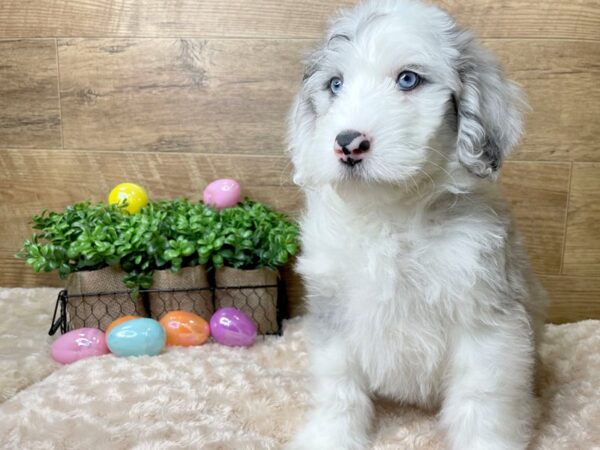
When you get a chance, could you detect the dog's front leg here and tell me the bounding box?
[440,315,537,450]
[287,336,373,450]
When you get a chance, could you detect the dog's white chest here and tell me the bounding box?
[345,236,450,405]
[297,187,507,405]
[300,212,457,405]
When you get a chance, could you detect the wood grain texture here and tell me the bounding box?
[1,0,598,40]
[540,275,600,324]
[0,0,351,39]
[56,38,599,163]
[438,0,600,41]
[0,39,62,148]
[489,40,600,162]
[563,163,600,275]
[501,162,571,274]
[58,38,305,153]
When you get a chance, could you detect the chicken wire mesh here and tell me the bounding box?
[49,279,287,336]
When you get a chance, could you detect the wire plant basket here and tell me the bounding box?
[49,277,288,337]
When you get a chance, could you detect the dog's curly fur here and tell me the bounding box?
[286,1,547,449]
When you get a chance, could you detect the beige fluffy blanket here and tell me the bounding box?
[0,288,599,449]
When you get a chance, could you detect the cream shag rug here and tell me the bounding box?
[0,288,599,450]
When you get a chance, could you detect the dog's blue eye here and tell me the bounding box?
[397,71,421,91]
[329,77,343,95]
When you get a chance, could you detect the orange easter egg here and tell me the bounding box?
[106,315,139,337]
[159,311,210,347]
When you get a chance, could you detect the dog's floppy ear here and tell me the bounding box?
[451,30,524,177]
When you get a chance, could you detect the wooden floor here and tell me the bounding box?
[0,0,599,323]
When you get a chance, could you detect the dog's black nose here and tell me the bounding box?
[335,130,362,148]
[334,130,371,164]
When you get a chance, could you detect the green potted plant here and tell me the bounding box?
[18,198,299,333]
[211,200,299,334]
[18,202,149,330]
[146,200,213,321]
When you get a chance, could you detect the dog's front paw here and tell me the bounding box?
[286,415,369,450]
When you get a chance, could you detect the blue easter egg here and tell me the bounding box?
[106,318,165,357]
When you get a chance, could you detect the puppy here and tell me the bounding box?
[286,1,547,449]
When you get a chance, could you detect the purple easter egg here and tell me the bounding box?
[210,307,257,347]
[51,328,109,364]
[203,179,241,209]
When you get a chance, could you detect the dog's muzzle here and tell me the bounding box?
[334,130,371,166]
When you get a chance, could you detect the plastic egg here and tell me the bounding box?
[209,307,257,347]
[203,179,241,209]
[159,311,210,347]
[105,315,139,337]
[108,182,149,214]
[51,328,109,364]
[106,318,165,357]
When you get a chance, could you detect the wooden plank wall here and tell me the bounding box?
[0,0,598,323]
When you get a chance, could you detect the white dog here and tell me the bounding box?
[286,1,547,449]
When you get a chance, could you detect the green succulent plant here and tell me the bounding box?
[217,200,299,269]
[18,198,299,292]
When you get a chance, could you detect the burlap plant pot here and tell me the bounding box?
[214,267,279,334]
[148,266,213,321]
[65,266,147,331]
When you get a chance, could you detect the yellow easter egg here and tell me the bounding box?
[108,183,148,214]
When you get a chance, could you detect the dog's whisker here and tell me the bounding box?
[278,158,296,187]
[425,161,457,186]
[414,167,437,194]
[421,145,452,162]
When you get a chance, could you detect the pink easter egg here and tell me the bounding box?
[210,307,257,347]
[203,179,241,209]
[51,328,109,364]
